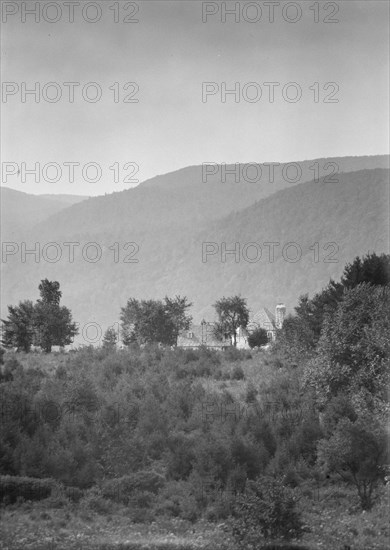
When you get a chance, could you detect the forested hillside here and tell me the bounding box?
[1,188,89,240]
[1,165,388,337]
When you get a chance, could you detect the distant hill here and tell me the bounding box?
[39,194,91,205]
[0,188,89,240]
[1,157,389,343]
[139,155,389,190]
[28,155,389,240]
[168,168,389,318]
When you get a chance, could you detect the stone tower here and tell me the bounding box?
[275,303,286,329]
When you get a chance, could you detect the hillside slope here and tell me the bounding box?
[28,155,389,239]
[168,168,389,317]
[1,188,89,240]
[1,166,388,338]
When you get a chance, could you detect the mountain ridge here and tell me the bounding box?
[1,161,388,341]
[24,155,390,240]
[1,187,90,240]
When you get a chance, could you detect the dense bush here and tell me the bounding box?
[0,344,329,518]
[0,475,59,504]
[0,357,23,382]
[80,489,113,515]
[64,485,85,502]
[231,365,245,380]
[101,471,165,504]
[231,476,304,547]
[0,254,388,550]
[224,347,252,362]
[0,255,388,523]
[155,480,200,521]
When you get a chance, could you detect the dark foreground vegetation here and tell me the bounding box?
[0,254,389,549]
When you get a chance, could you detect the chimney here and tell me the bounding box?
[275,303,286,329]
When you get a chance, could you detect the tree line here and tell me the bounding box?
[2,284,270,352]
[3,252,389,353]
[273,252,390,511]
[1,280,78,353]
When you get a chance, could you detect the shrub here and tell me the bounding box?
[55,364,67,379]
[317,416,388,510]
[231,476,304,547]
[198,347,221,366]
[166,434,196,480]
[0,475,58,504]
[213,367,224,380]
[182,349,200,364]
[231,365,245,380]
[195,360,213,377]
[224,346,244,362]
[80,490,112,515]
[248,327,269,349]
[154,480,200,522]
[176,361,210,379]
[101,471,165,504]
[246,381,258,403]
[0,357,23,382]
[40,492,71,509]
[64,485,84,503]
[204,500,232,521]
[128,506,156,523]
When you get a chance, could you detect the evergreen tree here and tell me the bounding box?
[102,327,118,350]
[341,252,390,288]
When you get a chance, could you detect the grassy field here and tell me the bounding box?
[1,486,389,550]
[0,504,230,550]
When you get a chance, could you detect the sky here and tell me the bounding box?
[1,0,389,196]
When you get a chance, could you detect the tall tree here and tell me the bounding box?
[120,298,170,346]
[213,296,249,347]
[341,252,390,288]
[102,327,118,351]
[38,279,62,306]
[33,280,78,353]
[304,283,390,407]
[294,279,343,347]
[1,300,35,352]
[164,295,192,346]
[276,253,390,361]
[121,296,192,347]
[120,298,141,346]
[137,300,170,345]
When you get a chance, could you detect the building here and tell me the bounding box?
[235,304,286,349]
[177,304,286,350]
[177,319,230,350]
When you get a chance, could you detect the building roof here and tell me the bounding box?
[249,308,276,331]
[177,323,229,348]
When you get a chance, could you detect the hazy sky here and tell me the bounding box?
[1,0,389,195]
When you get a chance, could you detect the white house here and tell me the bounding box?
[177,319,230,350]
[234,304,286,349]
